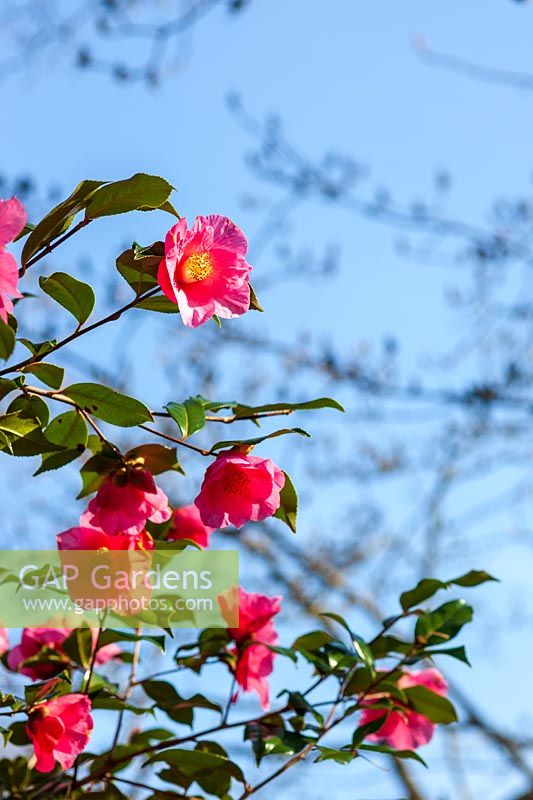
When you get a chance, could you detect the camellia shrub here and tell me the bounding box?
[0,176,495,798]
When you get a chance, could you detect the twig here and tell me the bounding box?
[20,218,92,276]
[139,424,211,456]
[0,286,160,378]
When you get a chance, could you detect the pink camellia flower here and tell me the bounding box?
[218,587,282,709]
[82,468,171,535]
[27,694,93,772]
[0,196,26,324]
[157,215,252,327]
[167,504,216,548]
[360,668,449,750]
[0,628,8,655]
[195,452,285,529]
[8,628,72,680]
[57,525,154,552]
[7,627,121,680]
[57,525,154,614]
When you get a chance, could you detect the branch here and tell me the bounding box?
[415,39,533,91]
[20,218,92,276]
[0,286,160,378]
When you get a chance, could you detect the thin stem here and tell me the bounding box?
[222,675,237,725]
[139,423,211,456]
[111,626,143,752]
[133,664,185,685]
[23,386,123,459]
[113,776,164,793]
[0,286,160,378]
[68,625,104,798]
[79,409,122,458]
[239,695,340,800]
[20,218,92,276]
[152,409,294,424]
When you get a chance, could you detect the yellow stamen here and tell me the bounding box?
[181,252,214,283]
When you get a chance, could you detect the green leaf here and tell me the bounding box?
[7,722,31,747]
[136,295,180,313]
[7,395,49,427]
[400,579,449,612]
[44,410,88,448]
[249,284,264,312]
[314,746,354,764]
[0,727,12,748]
[129,727,175,747]
[63,383,152,427]
[19,338,56,357]
[343,667,373,696]
[166,398,206,438]
[35,410,88,475]
[451,570,498,587]
[91,694,150,715]
[369,635,411,659]
[0,409,65,457]
[198,395,344,417]
[14,222,35,242]
[274,470,298,532]
[85,173,173,219]
[292,630,336,652]
[21,180,104,265]
[10,430,64,457]
[415,600,474,647]
[145,746,245,787]
[21,362,64,390]
[283,690,323,725]
[99,629,166,652]
[404,685,458,724]
[142,680,221,726]
[39,272,95,325]
[234,397,345,416]
[0,412,40,437]
[400,571,498,611]
[0,321,15,361]
[125,443,182,475]
[259,732,313,759]
[321,613,375,674]
[358,743,428,766]
[422,645,471,665]
[0,379,17,400]
[352,716,389,747]
[77,450,121,498]
[116,243,161,295]
[210,427,310,453]
[159,199,181,218]
[62,628,94,669]
[267,644,298,662]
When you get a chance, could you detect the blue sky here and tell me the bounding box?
[1,0,533,797]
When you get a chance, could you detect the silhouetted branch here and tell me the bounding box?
[414,37,533,91]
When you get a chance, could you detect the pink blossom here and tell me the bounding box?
[57,525,154,612]
[157,215,252,327]
[82,468,171,535]
[360,668,449,750]
[195,453,285,529]
[57,525,154,552]
[0,197,26,324]
[7,627,121,680]
[167,504,215,548]
[27,694,93,772]
[7,628,72,680]
[219,587,282,709]
[0,628,8,655]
